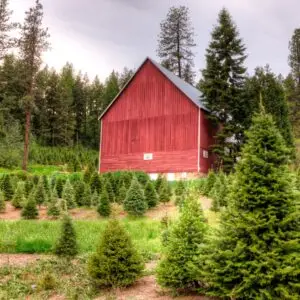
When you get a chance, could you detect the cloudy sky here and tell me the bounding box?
[10,0,300,81]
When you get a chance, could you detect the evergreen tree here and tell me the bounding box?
[204,170,216,196]
[47,189,60,218]
[62,180,76,209]
[12,181,26,208]
[203,111,300,299]
[90,172,101,194]
[175,180,185,196]
[159,178,171,203]
[24,178,34,196]
[105,179,115,203]
[199,8,247,171]
[55,177,64,198]
[1,174,13,200]
[97,189,111,217]
[54,214,78,258]
[124,178,147,216]
[155,174,163,193]
[91,191,99,206]
[88,219,144,287]
[74,180,85,206]
[102,71,119,110]
[157,197,207,290]
[21,198,38,219]
[116,183,127,204]
[83,183,92,206]
[289,28,300,84]
[144,180,158,208]
[0,190,5,212]
[118,67,134,88]
[33,177,47,207]
[157,6,196,80]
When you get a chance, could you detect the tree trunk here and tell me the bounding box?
[22,109,31,171]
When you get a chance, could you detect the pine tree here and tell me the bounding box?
[199,8,247,171]
[97,189,111,217]
[144,180,158,208]
[105,179,115,203]
[203,111,300,299]
[19,0,50,170]
[0,190,5,212]
[116,183,127,204]
[157,197,207,290]
[74,180,85,206]
[210,176,222,212]
[90,172,101,194]
[1,174,13,200]
[55,177,64,198]
[88,219,144,287]
[124,178,147,216]
[91,191,99,206]
[204,170,216,197]
[157,6,196,80]
[155,174,163,193]
[21,198,38,219]
[33,177,47,207]
[12,181,26,208]
[54,214,78,258]
[62,180,76,209]
[24,178,34,196]
[47,189,60,218]
[102,71,120,110]
[159,178,171,203]
[83,183,92,207]
[175,180,185,196]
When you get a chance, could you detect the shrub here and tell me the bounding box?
[1,175,14,200]
[24,178,34,197]
[38,272,57,291]
[12,182,26,209]
[91,191,99,206]
[159,179,170,203]
[54,214,78,258]
[0,190,5,212]
[62,180,76,209]
[21,198,38,219]
[83,184,92,207]
[175,180,185,196]
[105,179,115,203]
[97,190,111,217]
[33,178,47,207]
[47,190,60,218]
[124,178,147,216]
[90,173,101,194]
[88,219,144,287]
[204,170,216,196]
[74,181,85,206]
[157,197,207,291]
[144,180,158,208]
[55,177,65,198]
[116,183,127,204]
[155,174,163,193]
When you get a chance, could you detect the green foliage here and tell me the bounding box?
[21,198,38,219]
[54,214,78,258]
[24,178,34,196]
[47,190,60,218]
[91,191,99,206]
[204,170,216,196]
[144,180,158,208]
[1,175,14,200]
[88,219,144,287]
[159,178,170,203]
[97,190,111,217]
[105,179,115,203]
[155,174,163,193]
[12,182,26,209]
[203,112,300,299]
[0,191,5,212]
[62,180,76,209]
[157,197,207,291]
[83,183,92,207]
[74,180,85,206]
[33,177,47,207]
[90,172,101,194]
[116,183,127,204]
[55,177,65,198]
[175,180,185,196]
[37,272,57,291]
[124,178,147,216]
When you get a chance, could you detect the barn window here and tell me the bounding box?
[143,153,153,160]
[167,173,175,181]
[149,173,158,180]
[203,150,209,158]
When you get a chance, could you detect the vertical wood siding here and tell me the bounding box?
[100,60,199,173]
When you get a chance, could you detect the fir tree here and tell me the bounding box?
[116,183,127,204]
[199,8,247,171]
[157,197,207,291]
[33,177,47,207]
[203,111,300,299]
[105,179,115,203]
[102,70,120,110]
[204,170,216,196]
[144,180,158,208]
[12,181,26,209]
[97,189,111,217]
[54,214,78,258]
[21,198,38,219]
[55,177,64,198]
[47,189,60,218]
[91,191,99,206]
[90,172,101,194]
[159,179,170,203]
[0,190,5,212]
[83,183,92,207]
[155,174,163,193]
[175,180,185,196]
[124,178,147,216]
[157,6,196,80]
[24,178,34,196]
[62,180,76,209]
[74,180,85,206]
[88,219,144,287]
[83,165,93,183]
[1,174,13,200]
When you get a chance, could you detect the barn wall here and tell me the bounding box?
[100,60,199,174]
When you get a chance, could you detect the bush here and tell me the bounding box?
[124,178,147,216]
[33,178,47,207]
[37,272,57,291]
[12,182,26,209]
[62,180,76,209]
[144,180,158,208]
[97,190,111,217]
[0,190,5,212]
[157,197,207,291]
[21,198,38,219]
[88,219,144,287]
[54,214,78,258]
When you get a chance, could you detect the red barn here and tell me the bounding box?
[99,57,216,179]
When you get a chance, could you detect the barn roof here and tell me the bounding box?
[99,57,208,120]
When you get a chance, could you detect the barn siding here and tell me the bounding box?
[100,60,199,173]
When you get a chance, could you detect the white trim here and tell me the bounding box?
[197,108,201,172]
[98,119,103,173]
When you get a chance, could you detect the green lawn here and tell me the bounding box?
[0,164,66,176]
[0,219,162,260]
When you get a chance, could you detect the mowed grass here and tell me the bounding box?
[0,164,64,176]
[0,219,162,260]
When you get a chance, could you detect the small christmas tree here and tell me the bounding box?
[210,176,222,212]
[97,189,111,217]
[47,190,60,218]
[83,184,92,206]
[12,182,26,209]
[55,177,65,198]
[105,179,115,203]
[62,180,76,209]
[0,190,6,213]
[74,181,85,206]
[116,183,127,204]
[90,173,102,194]
[124,178,147,216]
[59,199,68,213]
[21,198,39,219]
[157,197,207,291]
[204,170,216,197]
[33,178,47,207]
[1,175,14,200]
[54,214,78,258]
[175,180,185,196]
[42,175,50,195]
[144,180,158,208]
[24,178,34,196]
[91,191,99,206]
[159,179,170,203]
[88,219,144,287]
[155,174,163,193]
[83,165,94,183]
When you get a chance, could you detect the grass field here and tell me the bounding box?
[0,219,162,260]
[0,164,65,175]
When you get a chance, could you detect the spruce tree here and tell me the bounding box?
[199,8,247,171]
[83,183,92,207]
[24,177,34,196]
[157,197,207,291]
[175,180,185,196]
[144,180,158,208]
[97,189,111,217]
[155,174,163,193]
[90,172,101,194]
[12,181,26,208]
[159,179,171,203]
[55,177,64,198]
[124,178,147,216]
[91,191,99,206]
[204,170,216,196]
[203,111,300,299]
[88,219,144,287]
[62,180,76,209]
[33,177,47,207]
[0,190,5,212]
[54,214,78,258]
[21,198,38,219]
[47,189,60,218]
[74,180,85,206]
[105,179,115,203]
[157,6,196,82]
[116,183,127,204]
[1,174,13,200]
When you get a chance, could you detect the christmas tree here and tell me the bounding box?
[62,180,76,209]
[97,189,111,217]
[144,180,158,208]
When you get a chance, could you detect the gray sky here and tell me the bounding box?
[10,0,300,81]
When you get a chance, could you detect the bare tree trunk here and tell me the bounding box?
[22,109,31,171]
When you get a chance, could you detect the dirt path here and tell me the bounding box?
[0,253,51,267]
